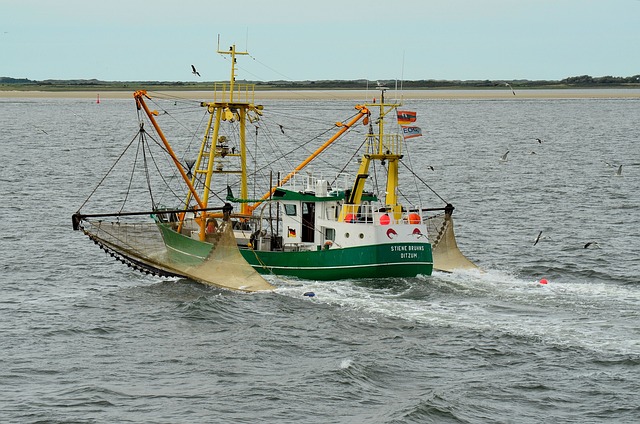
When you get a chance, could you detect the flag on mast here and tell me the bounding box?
[401,126,422,139]
[397,110,417,125]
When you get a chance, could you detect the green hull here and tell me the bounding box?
[156,221,432,280]
[156,221,212,265]
[240,245,432,280]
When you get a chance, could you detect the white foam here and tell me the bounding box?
[273,268,640,356]
[339,358,354,369]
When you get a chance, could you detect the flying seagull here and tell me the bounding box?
[191,64,200,77]
[278,124,285,134]
[533,230,545,246]
[533,231,551,246]
[184,159,195,179]
[535,138,543,144]
[499,150,509,162]
[615,165,623,176]
[505,82,516,95]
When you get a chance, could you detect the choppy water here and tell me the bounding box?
[1,92,639,423]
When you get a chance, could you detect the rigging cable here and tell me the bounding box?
[76,130,141,213]
[118,132,144,214]
[140,131,156,209]
[399,160,448,204]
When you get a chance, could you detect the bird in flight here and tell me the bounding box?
[533,231,551,246]
[499,150,509,162]
[535,138,543,144]
[533,231,543,246]
[615,165,623,176]
[191,65,200,77]
[533,231,544,246]
[505,82,516,95]
[184,159,195,179]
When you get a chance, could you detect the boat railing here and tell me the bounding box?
[281,172,352,195]
[338,205,424,226]
[212,82,255,104]
[367,134,403,156]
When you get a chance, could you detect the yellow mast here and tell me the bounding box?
[177,42,258,223]
[339,85,404,221]
[134,42,261,240]
[206,43,251,215]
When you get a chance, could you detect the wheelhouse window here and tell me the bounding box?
[325,228,336,241]
[284,204,297,216]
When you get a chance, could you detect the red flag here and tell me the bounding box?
[397,110,417,125]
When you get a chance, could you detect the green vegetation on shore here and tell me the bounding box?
[1,75,639,92]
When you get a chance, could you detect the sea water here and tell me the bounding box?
[1,92,639,423]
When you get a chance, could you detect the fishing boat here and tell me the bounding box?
[72,43,476,291]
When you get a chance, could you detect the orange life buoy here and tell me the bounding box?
[408,213,421,224]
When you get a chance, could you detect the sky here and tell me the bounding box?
[2,0,639,82]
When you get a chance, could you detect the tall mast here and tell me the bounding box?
[217,42,249,103]
[190,42,257,217]
[339,84,404,222]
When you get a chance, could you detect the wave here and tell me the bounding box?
[274,267,640,357]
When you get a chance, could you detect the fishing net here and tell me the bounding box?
[425,210,478,273]
[77,217,274,292]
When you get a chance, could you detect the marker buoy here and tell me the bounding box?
[539,278,548,285]
[96,94,100,104]
[303,291,315,297]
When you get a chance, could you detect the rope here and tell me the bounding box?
[76,130,140,213]
[119,134,142,214]
[399,160,448,204]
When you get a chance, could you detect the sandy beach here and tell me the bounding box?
[2,88,640,100]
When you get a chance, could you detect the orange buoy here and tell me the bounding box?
[408,212,421,224]
[380,214,390,225]
[539,278,548,285]
[345,213,356,223]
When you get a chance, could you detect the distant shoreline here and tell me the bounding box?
[1,88,640,100]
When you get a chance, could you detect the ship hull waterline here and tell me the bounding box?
[156,222,433,281]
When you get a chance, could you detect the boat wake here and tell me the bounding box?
[273,267,640,357]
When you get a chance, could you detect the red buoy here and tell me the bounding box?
[539,278,548,285]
